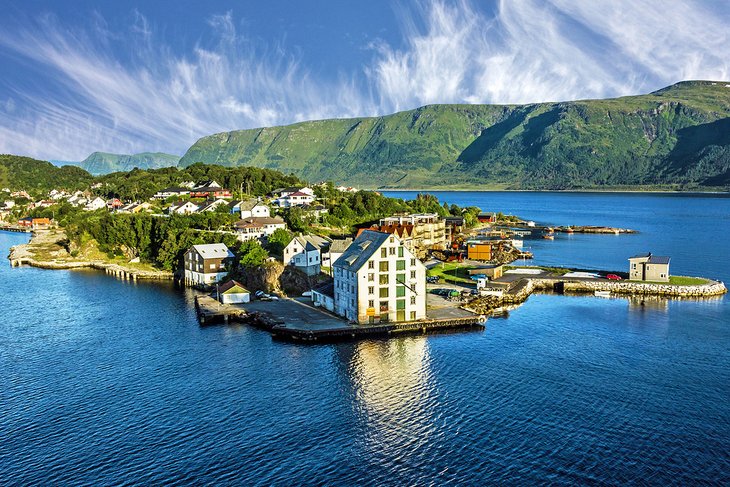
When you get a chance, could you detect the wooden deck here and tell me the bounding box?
[194,295,247,325]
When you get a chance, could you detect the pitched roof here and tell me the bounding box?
[333,230,390,272]
[286,191,313,197]
[218,280,249,294]
[239,199,264,211]
[236,216,285,226]
[191,243,234,259]
[648,255,671,264]
[312,277,335,298]
[329,238,353,254]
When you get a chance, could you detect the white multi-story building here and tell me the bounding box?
[333,230,426,324]
[234,199,270,218]
[234,216,287,241]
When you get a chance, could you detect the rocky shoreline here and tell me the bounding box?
[8,230,173,281]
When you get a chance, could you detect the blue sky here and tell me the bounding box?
[0,0,728,161]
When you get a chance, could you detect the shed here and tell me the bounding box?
[217,280,250,304]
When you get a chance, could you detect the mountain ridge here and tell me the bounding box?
[179,80,730,189]
[79,151,180,175]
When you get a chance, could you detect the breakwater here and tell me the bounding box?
[467,277,727,314]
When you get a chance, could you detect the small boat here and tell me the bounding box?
[566,227,574,234]
[594,290,611,297]
[542,234,554,240]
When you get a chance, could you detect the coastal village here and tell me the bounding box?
[2,175,726,342]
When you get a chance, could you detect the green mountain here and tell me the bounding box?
[179,80,730,190]
[0,154,93,197]
[80,152,180,175]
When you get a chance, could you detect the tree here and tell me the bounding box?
[266,228,293,255]
[239,240,268,267]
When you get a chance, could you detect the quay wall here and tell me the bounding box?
[549,278,727,297]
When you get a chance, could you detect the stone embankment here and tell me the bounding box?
[466,277,726,315]
[8,230,172,281]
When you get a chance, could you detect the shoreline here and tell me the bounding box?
[377,188,730,195]
[7,229,173,281]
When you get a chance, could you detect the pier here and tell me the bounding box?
[0,224,31,233]
[194,295,247,325]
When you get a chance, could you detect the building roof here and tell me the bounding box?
[158,186,190,193]
[311,277,335,298]
[195,180,222,189]
[286,191,313,198]
[328,238,353,254]
[191,243,234,259]
[218,280,249,294]
[236,216,285,226]
[239,198,264,211]
[629,252,671,264]
[333,230,391,272]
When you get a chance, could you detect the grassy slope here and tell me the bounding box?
[179,81,730,189]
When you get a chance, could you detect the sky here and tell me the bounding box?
[0,0,728,162]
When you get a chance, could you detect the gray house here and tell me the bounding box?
[628,253,670,282]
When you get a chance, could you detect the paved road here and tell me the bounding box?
[245,297,353,331]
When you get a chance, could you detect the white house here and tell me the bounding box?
[311,278,335,312]
[167,201,199,215]
[234,199,270,218]
[183,243,234,286]
[322,237,353,268]
[216,280,250,304]
[234,216,286,239]
[276,191,315,208]
[84,197,106,211]
[333,230,426,324]
[283,234,330,276]
[197,199,229,212]
[153,187,190,200]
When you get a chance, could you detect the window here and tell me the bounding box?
[389,236,394,243]
[368,261,375,269]
[396,286,406,297]
[379,274,389,285]
[379,287,389,298]
[411,296,416,305]
[368,300,374,308]
[396,260,406,271]
[368,286,374,295]
[381,248,387,258]
[396,273,405,284]
[410,311,416,321]
[411,270,416,279]
[411,258,416,266]
[209,263,216,270]
[389,247,395,255]
[379,261,389,272]
[398,247,404,257]
[396,299,406,310]
[368,273,375,282]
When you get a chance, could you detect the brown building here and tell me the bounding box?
[183,243,234,287]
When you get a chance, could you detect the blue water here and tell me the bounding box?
[1,192,729,485]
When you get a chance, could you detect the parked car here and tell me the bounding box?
[426,276,440,283]
[606,274,622,280]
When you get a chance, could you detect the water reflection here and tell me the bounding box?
[342,338,439,469]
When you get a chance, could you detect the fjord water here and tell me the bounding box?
[1,192,729,485]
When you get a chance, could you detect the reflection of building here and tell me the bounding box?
[333,230,426,324]
[629,253,670,282]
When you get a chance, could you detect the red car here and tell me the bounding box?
[606,274,622,280]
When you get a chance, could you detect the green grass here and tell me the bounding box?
[503,265,572,275]
[427,262,479,285]
[631,275,709,285]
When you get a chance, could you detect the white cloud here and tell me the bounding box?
[0,1,727,161]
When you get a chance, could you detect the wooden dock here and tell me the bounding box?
[270,315,486,343]
[194,295,247,325]
[0,225,31,233]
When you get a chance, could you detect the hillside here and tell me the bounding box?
[80,152,180,175]
[0,155,93,197]
[180,81,730,189]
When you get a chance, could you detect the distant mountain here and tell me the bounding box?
[79,152,180,175]
[179,80,730,190]
[0,154,92,196]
